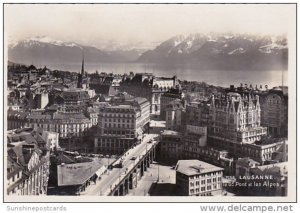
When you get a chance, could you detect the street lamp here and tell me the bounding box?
[107,155,110,174]
[157,164,160,183]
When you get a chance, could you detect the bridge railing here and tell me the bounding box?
[107,141,158,196]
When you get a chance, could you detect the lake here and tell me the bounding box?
[45,62,288,88]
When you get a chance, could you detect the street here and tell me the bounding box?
[128,162,176,196]
[80,133,158,196]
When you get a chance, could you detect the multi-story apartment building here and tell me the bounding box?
[8,88,100,140]
[207,92,287,164]
[175,160,223,196]
[182,125,207,158]
[226,85,288,138]
[120,73,179,114]
[260,88,288,138]
[160,87,183,119]
[186,100,210,127]
[208,92,267,152]
[54,88,90,113]
[89,74,121,96]
[165,100,185,131]
[6,127,55,195]
[7,110,30,130]
[158,126,234,175]
[26,110,93,138]
[159,130,183,162]
[94,97,150,154]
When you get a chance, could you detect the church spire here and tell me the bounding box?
[81,52,85,76]
[77,52,84,89]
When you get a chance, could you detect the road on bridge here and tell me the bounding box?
[80,133,159,196]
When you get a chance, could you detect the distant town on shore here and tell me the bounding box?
[6,59,288,197]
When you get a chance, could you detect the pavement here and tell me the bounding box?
[127,162,176,196]
[80,133,159,196]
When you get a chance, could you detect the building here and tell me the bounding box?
[235,157,260,178]
[94,97,150,154]
[7,110,29,130]
[89,74,120,96]
[26,110,93,139]
[182,125,207,159]
[226,85,288,139]
[8,108,94,140]
[56,89,90,113]
[186,100,210,127]
[208,93,268,158]
[33,92,49,109]
[6,127,54,195]
[159,130,183,162]
[260,88,288,138]
[160,87,183,119]
[235,160,288,196]
[239,138,286,164]
[165,100,185,131]
[86,106,101,126]
[41,131,60,151]
[175,160,223,196]
[56,160,105,195]
[120,73,179,114]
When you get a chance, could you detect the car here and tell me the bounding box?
[130,156,137,160]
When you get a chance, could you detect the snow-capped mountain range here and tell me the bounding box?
[8,36,146,65]
[8,34,288,70]
[138,33,288,70]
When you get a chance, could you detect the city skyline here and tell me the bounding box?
[4,3,295,202]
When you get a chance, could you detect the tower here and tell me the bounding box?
[77,54,84,89]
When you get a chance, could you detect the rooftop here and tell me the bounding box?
[236,157,260,168]
[176,160,223,176]
[161,130,181,136]
[250,162,288,177]
[57,159,104,186]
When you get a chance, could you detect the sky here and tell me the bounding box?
[4,4,295,48]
